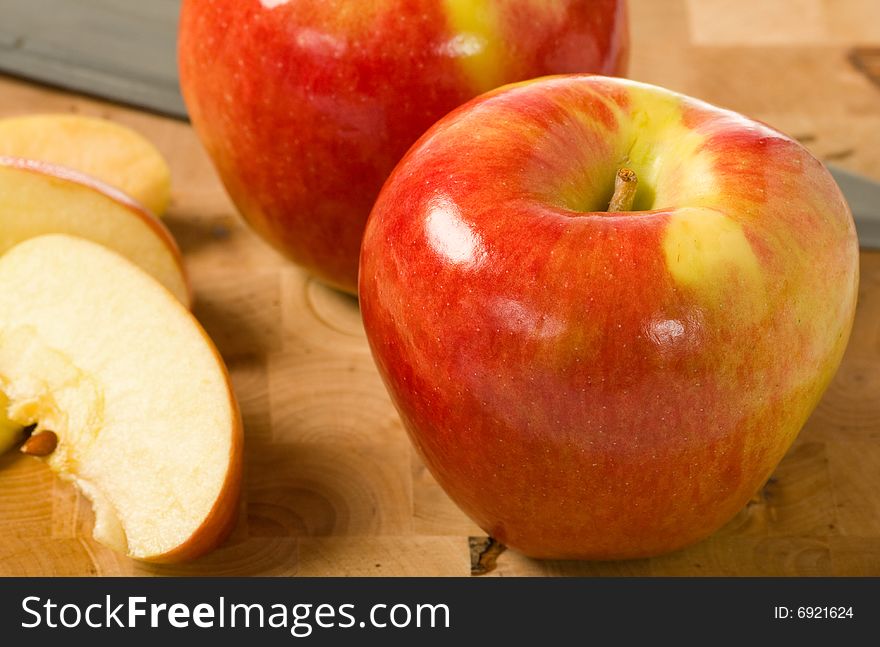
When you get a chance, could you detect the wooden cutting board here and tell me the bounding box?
[1,0,880,576]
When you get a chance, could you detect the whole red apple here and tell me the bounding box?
[359,75,859,559]
[178,0,629,293]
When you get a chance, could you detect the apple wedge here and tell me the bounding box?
[0,113,171,215]
[0,156,189,306]
[0,235,242,562]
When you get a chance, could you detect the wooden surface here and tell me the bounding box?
[2,0,880,576]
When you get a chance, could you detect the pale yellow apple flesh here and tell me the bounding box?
[0,157,189,306]
[0,157,190,456]
[0,235,242,561]
[0,114,171,215]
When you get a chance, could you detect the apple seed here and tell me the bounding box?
[20,430,58,456]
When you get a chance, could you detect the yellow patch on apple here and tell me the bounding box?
[442,0,508,91]
[542,80,718,213]
[621,87,717,210]
[663,207,766,309]
[443,0,565,91]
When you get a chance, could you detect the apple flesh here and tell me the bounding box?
[359,75,859,559]
[0,235,242,561]
[0,157,190,457]
[179,0,629,293]
[0,157,189,306]
[0,114,171,216]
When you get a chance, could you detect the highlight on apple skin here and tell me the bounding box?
[359,75,859,560]
[178,0,629,293]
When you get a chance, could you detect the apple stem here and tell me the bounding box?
[607,167,638,212]
[20,430,58,456]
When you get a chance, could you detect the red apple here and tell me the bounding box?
[178,0,629,293]
[359,75,859,559]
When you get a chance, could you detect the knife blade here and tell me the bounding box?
[0,0,185,118]
[830,165,880,250]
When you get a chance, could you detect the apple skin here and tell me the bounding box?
[178,0,629,293]
[359,75,859,559]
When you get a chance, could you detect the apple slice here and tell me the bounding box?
[0,156,189,307]
[0,235,242,562]
[0,114,171,215]
[0,157,190,456]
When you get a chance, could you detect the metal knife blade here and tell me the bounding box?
[0,0,185,118]
[830,165,880,250]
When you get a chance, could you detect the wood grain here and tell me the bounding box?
[1,0,880,576]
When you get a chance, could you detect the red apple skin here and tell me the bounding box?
[359,75,859,559]
[178,0,629,293]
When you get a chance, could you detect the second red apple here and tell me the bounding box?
[179,0,629,292]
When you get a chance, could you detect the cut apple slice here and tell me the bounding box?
[0,235,242,562]
[0,113,171,215]
[0,156,190,307]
